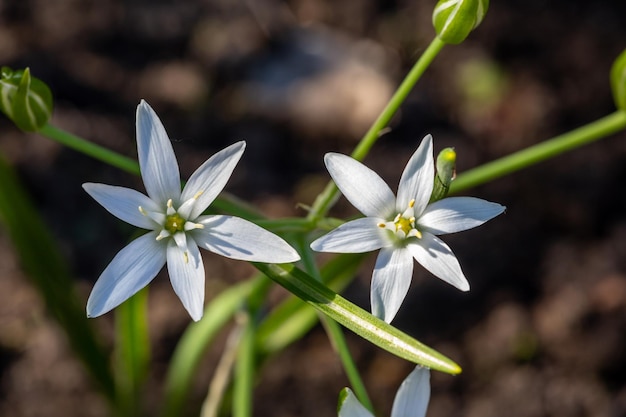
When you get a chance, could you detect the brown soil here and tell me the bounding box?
[1,1,626,416]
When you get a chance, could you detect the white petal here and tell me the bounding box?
[87,232,166,317]
[136,100,181,206]
[167,236,205,321]
[397,135,434,216]
[338,388,374,417]
[418,197,505,235]
[83,183,161,230]
[193,215,300,263]
[371,247,414,323]
[407,232,470,291]
[310,217,389,253]
[180,141,246,219]
[390,367,431,417]
[324,153,396,219]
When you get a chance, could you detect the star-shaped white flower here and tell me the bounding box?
[339,366,430,417]
[311,135,505,323]
[84,100,300,321]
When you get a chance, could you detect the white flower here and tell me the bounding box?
[84,100,300,321]
[311,135,505,323]
[339,367,431,417]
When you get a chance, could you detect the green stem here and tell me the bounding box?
[296,238,374,412]
[450,110,626,193]
[308,37,446,221]
[39,123,140,175]
[38,123,269,223]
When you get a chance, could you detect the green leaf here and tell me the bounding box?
[115,289,150,417]
[161,276,271,417]
[254,262,462,375]
[0,67,53,131]
[0,154,115,402]
[233,312,255,417]
[256,253,364,355]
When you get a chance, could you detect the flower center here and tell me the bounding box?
[394,216,414,235]
[378,199,422,241]
[164,213,186,234]
[138,196,205,243]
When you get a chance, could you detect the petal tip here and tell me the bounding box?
[190,312,203,322]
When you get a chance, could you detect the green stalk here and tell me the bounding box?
[296,238,373,412]
[308,37,446,221]
[39,123,140,175]
[115,289,150,417]
[450,110,626,193]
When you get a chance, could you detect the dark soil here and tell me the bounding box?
[1,1,626,416]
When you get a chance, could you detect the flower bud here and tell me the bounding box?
[611,49,626,112]
[430,147,456,202]
[0,67,53,131]
[432,0,489,45]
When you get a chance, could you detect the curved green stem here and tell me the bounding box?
[39,123,140,175]
[308,37,446,221]
[450,110,626,193]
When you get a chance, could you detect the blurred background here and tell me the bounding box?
[1,0,626,416]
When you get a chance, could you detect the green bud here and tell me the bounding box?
[432,0,489,45]
[430,147,456,202]
[0,67,53,131]
[611,49,626,112]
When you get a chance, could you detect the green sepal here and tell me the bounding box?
[0,67,53,131]
[337,388,351,413]
[432,0,489,45]
[611,49,626,112]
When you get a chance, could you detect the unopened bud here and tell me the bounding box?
[0,67,53,131]
[430,147,456,202]
[432,0,489,45]
[611,49,626,112]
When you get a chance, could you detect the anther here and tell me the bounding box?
[166,199,176,215]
